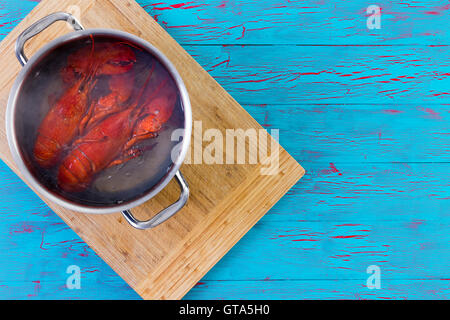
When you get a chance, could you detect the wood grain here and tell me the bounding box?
[0,0,303,299]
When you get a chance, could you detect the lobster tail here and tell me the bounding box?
[33,134,61,168]
[58,146,94,192]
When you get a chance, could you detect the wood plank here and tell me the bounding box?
[135,0,450,45]
[4,0,450,45]
[245,104,450,162]
[186,279,450,300]
[203,218,450,280]
[184,45,450,104]
[0,0,303,299]
[2,159,447,223]
[274,162,450,221]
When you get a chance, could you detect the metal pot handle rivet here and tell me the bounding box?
[15,12,83,66]
[121,171,189,230]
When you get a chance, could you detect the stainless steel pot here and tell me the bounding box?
[6,12,192,229]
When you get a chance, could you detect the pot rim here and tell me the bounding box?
[6,28,192,215]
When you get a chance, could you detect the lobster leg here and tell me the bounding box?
[107,115,159,167]
[105,112,160,168]
[79,100,95,133]
[124,114,160,150]
[106,148,143,168]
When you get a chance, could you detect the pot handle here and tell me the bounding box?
[121,171,189,230]
[16,12,84,66]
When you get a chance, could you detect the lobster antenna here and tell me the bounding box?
[81,34,98,85]
[117,40,143,52]
[86,34,97,81]
[136,61,156,102]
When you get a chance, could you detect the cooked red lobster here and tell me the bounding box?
[33,40,177,192]
[57,64,177,192]
[33,39,136,168]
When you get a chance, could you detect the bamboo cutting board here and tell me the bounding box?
[0,0,304,299]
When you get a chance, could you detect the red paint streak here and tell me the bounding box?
[227,24,243,30]
[165,24,196,29]
[27,281,41,298]
[331,163,342,175]
[234,74,284,83]
[152,6,172,11]
[40,231,47,250]
[418,107,442,120]
[262,110,271,128]
[332,235,368,239]
[378,89,395,94]
[294,71,324,76]
[182,4,207,9]
[335,224,362,227]
[170,2,194,9]
[334,195,358,199]
[270,233,323,240]
[84,269,99,273]
[383,89,409,98]
[320,162,342,175]
[210,56,230,68]
[383,109,403,114]
[247,27,272,32]
[431,92,450,97]
[352,74,390,81]
[408,219,425,229]
[236,26,246,40]
[9,222,34,234]
[78,246,90,257]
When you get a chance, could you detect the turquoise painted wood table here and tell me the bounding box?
[0,0,448,299]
